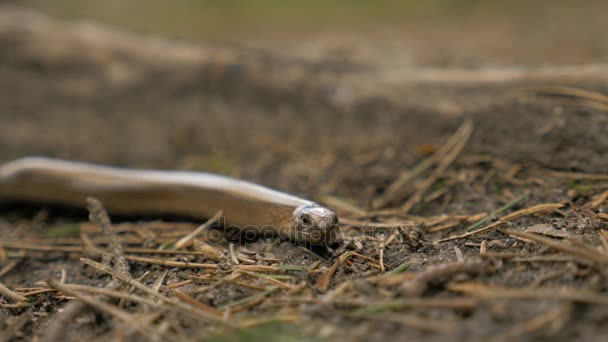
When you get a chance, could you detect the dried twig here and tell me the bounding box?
[583,190,608,209]
[449,282,608,304]
[86,197,130,278]
[438,202,564,243]
[466,192,529,231]
[80,258,230,325]
[0,260,19,280]
[373,119,473,209]
[348,297,478,313]
[499,229,608,264]
[545,170,608,181]
[500,303,572,339]
[219,286,279,311]
[401,119,474,213]
[401,261,491,296]
[528,86,608,104]
[0,281,27,303]
[352,312,459,334]
[0,241,221,256]
[315,252,380,292]
[173,290,222,316]
[170,210,223,250]
[321,195,367,216]
[46,279,162,339]
[55,284,160,307]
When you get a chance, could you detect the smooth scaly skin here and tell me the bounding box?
[0,157,339,245]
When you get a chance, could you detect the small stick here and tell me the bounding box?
[352,312,458,334]
[466,192,529,231]
[229,243,239,265]
[122,255,219,269]
[373,119,473,209]
[219,286,279,311]
[0,260,19,279]
[401,119,474,213]
[86,197,130,278]
[321,196,367,216]
[344,297,479,313]
[545,170,608,181]
[54,284,160,307]
[0,241,222,256]
[170,210,223,250]
[499,229,608,264]
[173,290,222,316]
[438,202,564,243]
[0,281,27,303]
[527,86,608,104]
[315,251,381,292]
[240,271,296,291]
[46,279,160,339]
[583,190,608,209]
[449,282,608,305]
[401,261,491,296]
[79,258,230,326]
[501,303,572,339]
[599,230,608,254]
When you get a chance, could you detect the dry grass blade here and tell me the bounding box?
[46,279,162,339]
[79,258,230,325]
[466,192,530,231]
[0,241,221,256]
[373,118,473,209]
[528,86,608,104]
[499,229,608,264]
[401,119,474,213]
[501,303,572,339]
[321,195,367,216]
[174,290,222,316]
[240,271,296,290]
[545,170,608,181]
[600,230,608,254]
[338,217,416,230]
[315,251,380,292]
[427,213,487,232]
[350,297,479,313]
[355,313,459,334]
[56,284,160,307]
[123,255,219,269]
[219,286,279,311]
[401,261,491,296]
[449,282,608,304]
[438,202,563,243]
[0,260,19,279]
[170,209,223,250]
[0,281,27,303]
[583,189,608,209]
[236,265,283,273]
[315,257,346,292]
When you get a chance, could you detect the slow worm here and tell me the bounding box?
[0,157,339,245]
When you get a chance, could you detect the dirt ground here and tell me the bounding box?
[1,4,608,341]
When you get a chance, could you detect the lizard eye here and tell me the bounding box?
[301,214,311,225]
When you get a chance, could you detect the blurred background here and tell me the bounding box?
[1,0,607,197]
[14,0,608,66]
[2,2,608,341]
